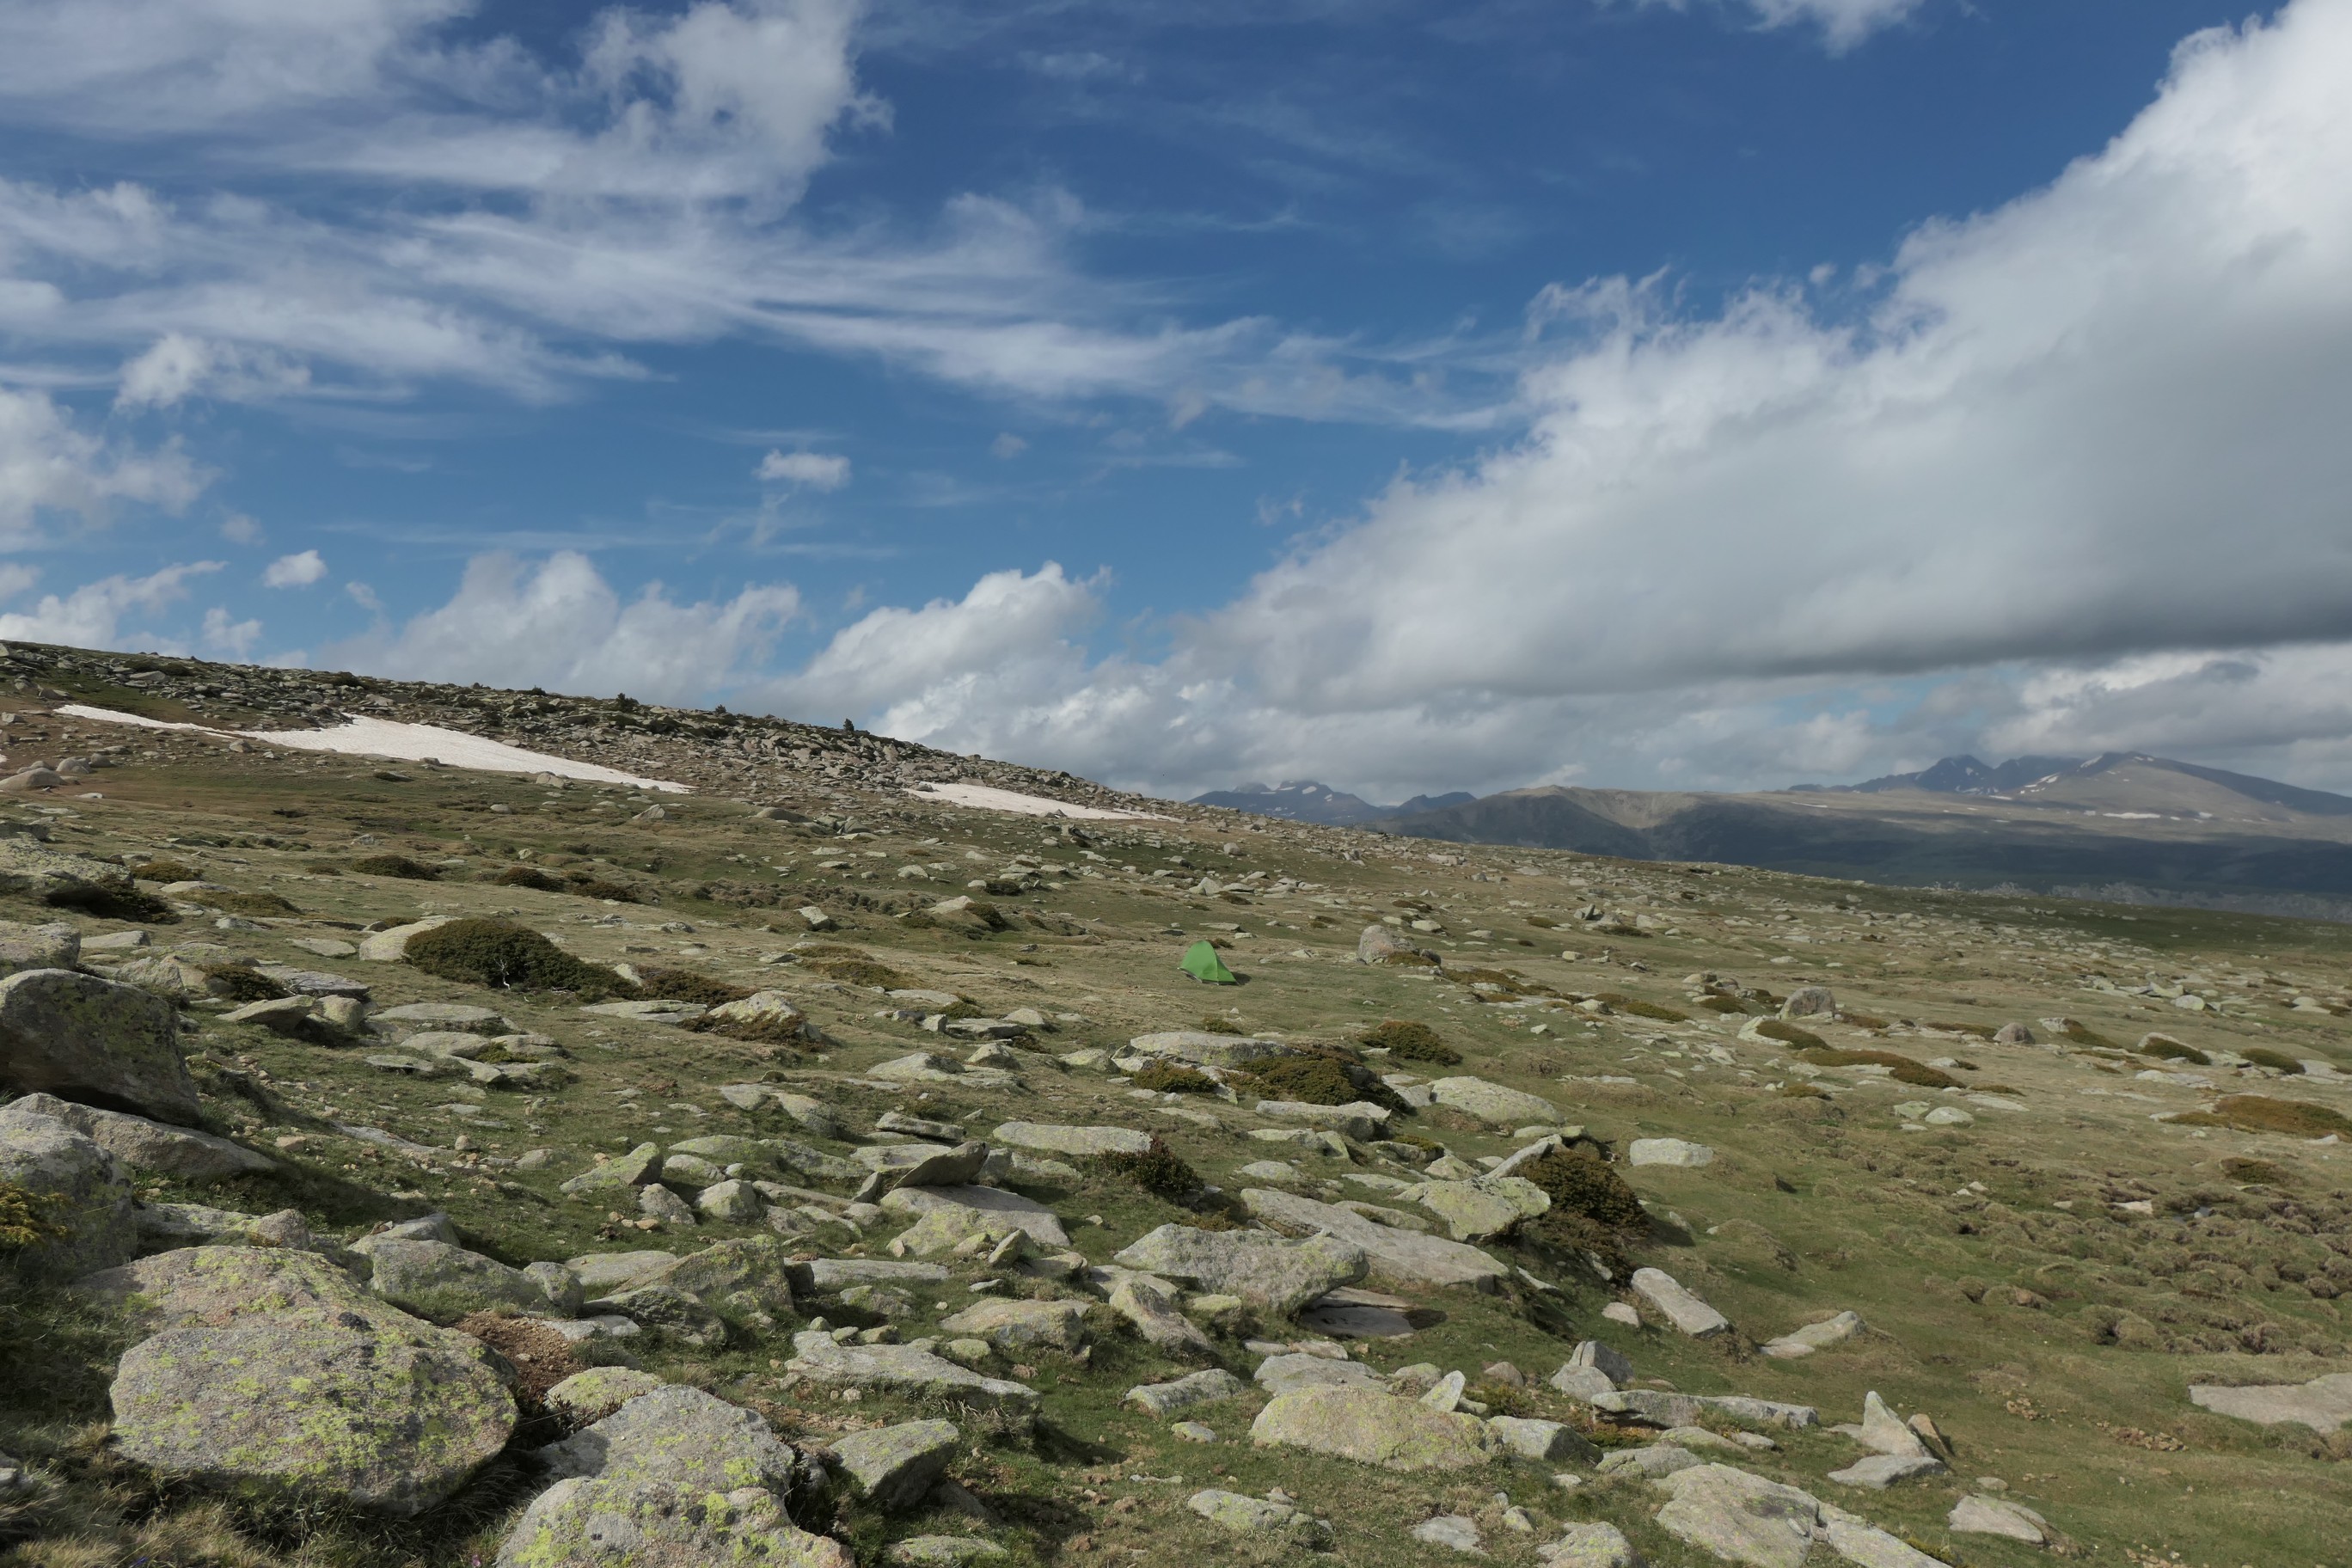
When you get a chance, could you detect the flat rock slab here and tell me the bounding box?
[4,1092,271,1181]
[82,1245,389,1333]
[536,1385,801,1493]
[1761,1311,1864,1360]
[352,1236,548,1323]
[2189,1374,2352,1431]
[1241,1187,1504,1292]
[887,1538,1008,1567]
[1413,1177,1549,1241]
[828,1418,960,1511]
[1628,1138,1715,1168]
[881,1185,1069,1250]
[1428,1076,1561,1128]
[543,1368,666,1424]
[1187,1488,1331,1543]
[991,1121,1151,1157]
[806,1258,952,1294]
[374,1001,511,1032]
[1113,1223,1367,1316]
[495,1479,853,1568]
[1631,1267,1730,1337]
[787,1332,1038,1410]
[1128,1031,1295,1068]
[1250,1385,1492,1471]
[566,1250,681,1294]
[1540,1522,1639,1567]
[1828,1454,1946,1489]
[1126,1369,1246,1416]
[1948,1494,2052,1543]
[1106,1273,1215,1357]
[110,1306,514,1516]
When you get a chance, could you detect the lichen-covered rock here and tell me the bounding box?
[536,1384,805,1494]
[1249,1386,1492,1471]
[3,1092,272,1181]
[80,1245,378,1332]
[883,1185,1069,1253]
[560,1142,661,1197]
[544,1367,666,1424]
[1186,1487,1333,1543]
[1413,1177,1549,1241]
[990,1121,1151,1157]
[352,1236,550,1322]
[1240,1187,1505,1291]
[0,967,199,1125]
[1487,1416,1601,1464]
[109,1306,515,1516]
[826,1418,960,1510]
[1106,1272,1215,1357]
[1126,1368,1246,1416]
[937,1297,1090,1355]
[0,920,78,977]
[634,1235,799,1320]
[0,1105,134,1279]
[1540,1522,1641,1566]
[496,1479,854,1568]
[1112,1222,1367,1315]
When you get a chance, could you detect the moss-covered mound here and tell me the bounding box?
[1132,1061,1220,1094]
[633,967,755,1007]
[404,918,634,997]
[1516,1146,1649,1277]
[1086,1138,1203,1202]
[2173,1096,2352,1138]
[44,876,176,924]
[2240,1046,2306,1074]
[1246,1055,1409,1115]
[1798,1047,1959,1088]
[492,865,566,892]
[1750,1019,1827,1049]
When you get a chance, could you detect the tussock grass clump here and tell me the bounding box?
[1798,1047,1961,1088]
[2240,1046,2305,1074]
[2221,1156,2287,1184]
[804,956,910,988]
[43,877,175,924]
[1196,1015,1246,1036]
[1700,995,1751,1015]
[1525,915,1558,928]
[211,890,300,917]
[126,858,198,883]
[493,865,566,892]
[2138,1036,2212,1067]
[0,1181,65,1251]
[1751,1019,1826,1049]
[1132,1062,1219,1094]
[633,967,754,1007]
[1597,992,1686,1022]
[1926,1020,1998,1039]
[1359,1019,1461,1064]
[2173,1096,2352,1139]
[1086,1137,1202,1203]
[404,918,634,997]
[1777,1082,1832,1100]
[351,854,438,880]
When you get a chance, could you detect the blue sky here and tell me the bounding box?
[4,0,2351,804]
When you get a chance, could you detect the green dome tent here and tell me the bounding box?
[1179,940,1238,984]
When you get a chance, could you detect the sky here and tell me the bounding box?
[3,0,2350,805]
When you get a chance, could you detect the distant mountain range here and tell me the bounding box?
[1194,754,2352,920]
[1189,780,1473,825]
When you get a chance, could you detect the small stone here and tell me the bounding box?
[1185,1488,1331,1543]
[1628,1137,1714,1168]
[1539,1521,1640,1567]
[1412,1514,1485,1555]
[1485,1417,1600,1464]
[1601,1302,1640,1327]
[1858,1392,1930,1457]
[1172,1421,1218,1442]
[1761,1310,1863,1360]
[1126,1368,1246,1416]
[1597,1444,1700,1478]
[1828,1453,1947,1488]
[1630,1268,1729,1337]
[828,1418,961,1510]
[1948,1494,2052,1543]
[543,1367,665,1423]
[639,1185,697,1227]
[696,1179,763,1222]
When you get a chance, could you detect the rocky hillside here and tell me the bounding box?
[2,640,2351,1566]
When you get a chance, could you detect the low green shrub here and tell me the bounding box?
[2241,1046,2306,1074]
[2173,1096,2352,1138]
[2138,1036,2212,1067]
[126,858,198,883]
[1751,1019,1825,1049]
[1798,1046,1960,1088]
[566,875,643,903]
[1132,1062,1220,1094]
[634,966,754,1007]
[493,865,566,892]
[44,876,175,923]
[1597,992,1686,1022]
[352,854,438,880]
[1246,1056,1408,1114]
[1087,1138,1202,1203]
[205,965,290,1003]
[1196,1015,1246,1036]
[404,918,634,997]
[1358,1019,1461,1064]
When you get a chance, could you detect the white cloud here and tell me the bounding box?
[200,604,262,658]
[262,548,328,587]
[114,333,311,408]
[1736,0,1923,51]
[328,548,800,703]
[989,432,1026,458]
[0,385,208,541]
[757,450,852,488]
[747,3,2352,799]
[346,580,384,615]
[0,560,219,648]
[220,512,262,544]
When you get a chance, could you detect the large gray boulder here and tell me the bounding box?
[1241,1187,1504,1291]
[496,1479,854,1568]
[0,968,199,1125]
[827,1418,959,1510]
[536,1385,806,1493]
[1651,1465,1822,1568]
[881,1185,1069,1253]
[0,1104,135,1279]
[937,1297,1090,1355]
[990,1122,1151,1157]
[110,1306,514,1516]
[352,1236,553,1322]
[3,1092,271,1181]
[1113,1223,1368,1315]
[1126,1031,1296,1069]
[1426,1077,1561,1128]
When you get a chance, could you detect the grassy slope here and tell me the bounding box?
[2,688,2350,1565]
